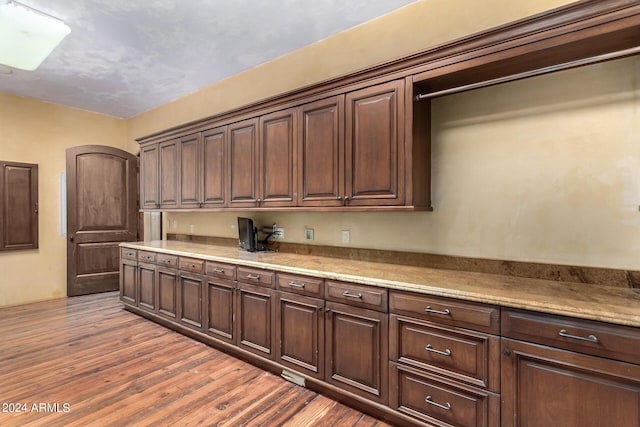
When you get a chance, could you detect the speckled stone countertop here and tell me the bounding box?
[122,240,640,328]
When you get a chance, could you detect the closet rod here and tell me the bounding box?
[414,46,640,101]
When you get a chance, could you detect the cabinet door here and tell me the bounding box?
[325,301,388,404]
[259,109,296,207]
[205,277,235,344]
[138,262,156,312]
[502,338,640,427]
[179,133,202,208]
[140,144,159,209]
[158,139,179,208]
[228,119,259,208]
[298,96,344,207]
[178,272,204,330]
[0,161,38,251]
[345,80,405,206]
[157,267,178,320]
[202,127,227,208]
[120,259,137,305]
[276,292,324,379]
[236,283,275,359]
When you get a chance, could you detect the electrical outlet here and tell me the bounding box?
[189,224,195,233]
[341,230,350,244]
[274,227,284,239]
[305,228,314,240]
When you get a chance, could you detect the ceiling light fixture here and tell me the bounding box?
[0,1,71,71]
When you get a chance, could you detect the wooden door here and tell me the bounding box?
[179,133,202,208]
[157,267,178,320]
[345,80,405,206]
[202,127,227,208]
[178,272,204,331]
[228,119,259,208]
[158,139,179,208]
[325,301,389,404]
[259,109,296,207]
[501,338,640,427]
[236,283,275,359]
[0,161,38,250]
[66,145,137,296]
[276,291,324,379]
[298,96,344,207]
[139,144,159,209]
[205,277,235,344]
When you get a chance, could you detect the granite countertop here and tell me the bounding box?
[122,240,640,328]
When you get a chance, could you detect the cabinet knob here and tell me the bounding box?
[336,196,342,201]
[502,348,512,356]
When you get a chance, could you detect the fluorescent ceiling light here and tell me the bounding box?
[0,1,70,71]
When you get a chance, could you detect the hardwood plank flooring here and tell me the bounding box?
[0,292,391,427]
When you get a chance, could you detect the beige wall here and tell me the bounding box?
[3,0,638,306]
[0,93,127,306]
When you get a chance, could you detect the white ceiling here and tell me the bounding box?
[0,0,418,118]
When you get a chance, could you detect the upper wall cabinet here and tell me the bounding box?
[345,80,404,207]
[158,139,179,209]
[202,126,227,208]
[179,133,201,209]
[0,161,38,251]
[140,144,159,209]
[228,118,259,208]
[259,108,296,208]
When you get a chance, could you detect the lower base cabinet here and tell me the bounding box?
[157,267,178,320]
[236,282,276,359]
[501,338,640,427]
[178,271,204,330]
[325,301,389,405]
[138,262,156,313]
[205,277,235,344]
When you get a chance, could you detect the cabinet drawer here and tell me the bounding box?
[237,266,275,288]
[502,309,640,365]
[390,291,499,334]
[390,315,500,392]
[179,257,204,274]
[206,261,236,281]
[325,280,388,312]
[156,253,178,268]
[121,248,137,260]
[137,250,157,263]
[390,363,500,427]
[277,273,324,297]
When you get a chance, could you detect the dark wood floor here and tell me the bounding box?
[0,292,390,427]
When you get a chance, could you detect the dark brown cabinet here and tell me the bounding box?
[138,262,156,313]
[0,161,38,251]
[157,267,178,320]
[297,96,344,207]
[236,282,276,359]
[178,271,204,331]
[259,108,296,207]
[276,291,325,379]
[139,144,159,209]
[345,80,405,207]
[228,118,259,208]
[202,127,227,208]
[120,257,137,306]
[158,139,179,208]
[205,277,235,344]
[178,133,201,208]
[325,301,388,404]
[501,338,640,427]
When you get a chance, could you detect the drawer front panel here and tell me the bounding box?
[502,309,640,365]
[390,291,499,334]
[206,261,237,281]
[390,363,500,427]
[277,272,324,297]
[391,315,500,391]
[237,266,275,288]
[121,248,137,260]
[325,280,388,312]
[137,250,156,263]
[179,257,205,274]
[156,253,178,268]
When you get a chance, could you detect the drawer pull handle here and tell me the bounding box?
[185,263,195,268]
[342,291,362,299]
[425,344,452,357]
[425,396,451,411]
[165,260,172,264]
[247,274,261,280]
[213,268,225,273]
[425,306,450,316]
[289,281,305,288]
[558,329,599,343]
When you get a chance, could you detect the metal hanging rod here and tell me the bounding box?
[414,46,640,102]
